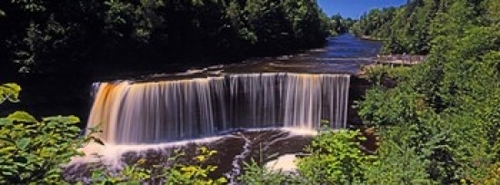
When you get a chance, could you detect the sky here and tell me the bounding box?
[317,0,407,19]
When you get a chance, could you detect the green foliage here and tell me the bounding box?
[357,0,500,184]
[329,14,355,36]
[351,7,397,40]
[0,83,21,104]
[238,144,302,185]
[297,129,375,184]
[0,83,84,184]
[86,146,226,185]
[11,0,46,12]
[0,0,331,73]
[87,159,151,185]
[353,0,445,54]
[357,86,425,128]
[103,0,165,42]
[362,65,411,85]
[480,162,500,185]
[485,0,500,26]
[162,147,226,185]
[238,158,292,185]
[364,126,437,185]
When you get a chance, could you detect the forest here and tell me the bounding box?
[0,0,336,75]
[2,0,500,184]
[350,0,496,55]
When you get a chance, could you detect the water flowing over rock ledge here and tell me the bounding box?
[88,72,350,144]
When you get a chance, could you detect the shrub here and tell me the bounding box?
[0,83,85,184]
[297,129,375,184]
[162,147,227,185]
[362,65,411,85]
[238,158,291,185]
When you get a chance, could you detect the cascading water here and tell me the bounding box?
[87,73,350,144]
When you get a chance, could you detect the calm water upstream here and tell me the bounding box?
[134,34,383,81]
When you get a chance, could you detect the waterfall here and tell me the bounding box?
[87,73,350,144]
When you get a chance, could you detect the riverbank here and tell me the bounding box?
[375,54,426,65]
[358,35,384,41]
[356,54,426,76]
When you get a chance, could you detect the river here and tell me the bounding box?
[65,34,383,183]
[132,34,382,81]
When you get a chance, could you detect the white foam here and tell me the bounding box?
[183,69,206,75]
[237,127,319,136]
[265,154,299,173]
[281,127,319,136]
[69,127,323,168]
[70,136,223,168]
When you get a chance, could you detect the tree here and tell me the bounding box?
[357,0,500,183]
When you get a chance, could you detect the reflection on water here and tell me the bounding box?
[264,34,382,74]
[321,34,382,58]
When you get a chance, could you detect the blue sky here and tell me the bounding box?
[317,0,407,19]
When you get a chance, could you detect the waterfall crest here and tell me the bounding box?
[87,73,350,144]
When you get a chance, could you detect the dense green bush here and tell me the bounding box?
[162,147,226,185]
[362,65,411,85]
[0,83,85,184]
[85,159,151,185]
[297,129,375,184]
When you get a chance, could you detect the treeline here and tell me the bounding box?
[352,0,454,55]
[351,7,396,40]
[329,14,355,36]
[0,0,330,75]
[356,0,500,184]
